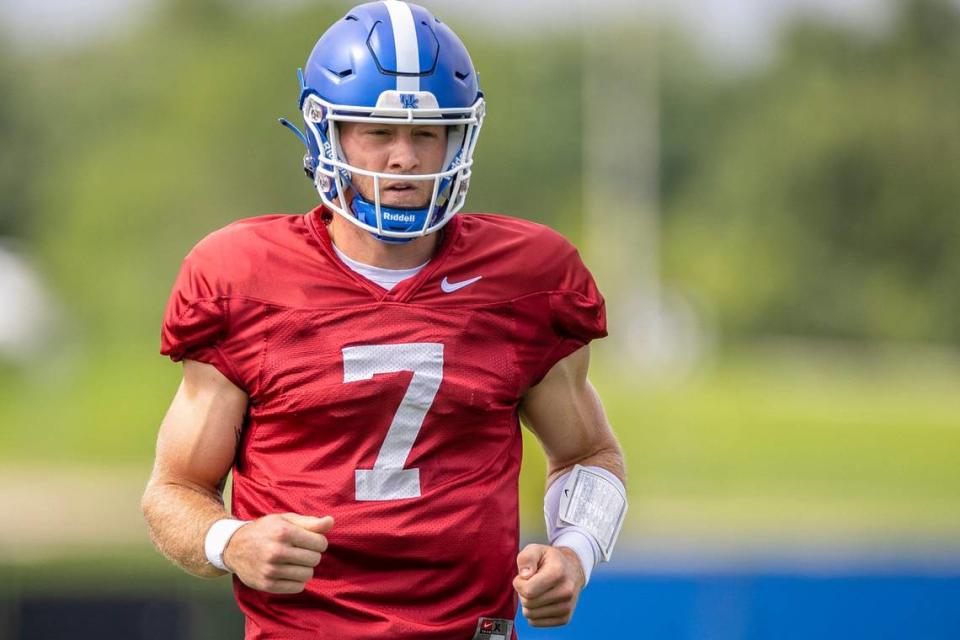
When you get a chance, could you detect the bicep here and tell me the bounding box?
[149,359,249,494]
[520,345,620,482]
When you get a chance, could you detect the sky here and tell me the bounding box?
[0,0,902,66]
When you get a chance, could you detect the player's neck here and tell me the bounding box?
[328,212,440,270]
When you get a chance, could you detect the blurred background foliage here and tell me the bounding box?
[661,0,960,344]
[0,0,958,590]
[0,0,957,354]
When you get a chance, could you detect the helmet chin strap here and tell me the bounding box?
[345,188,432,245]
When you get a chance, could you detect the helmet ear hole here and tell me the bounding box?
[303,154,317,180]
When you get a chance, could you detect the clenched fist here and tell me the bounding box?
[223,513,334,594]
[513,543,586,627]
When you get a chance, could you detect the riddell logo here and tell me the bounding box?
[383,211,416,223]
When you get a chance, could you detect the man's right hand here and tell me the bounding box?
[223,513,334,594]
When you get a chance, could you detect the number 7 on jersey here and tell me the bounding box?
[342,343,444,501]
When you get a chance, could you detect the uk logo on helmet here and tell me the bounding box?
[400,93,420,109]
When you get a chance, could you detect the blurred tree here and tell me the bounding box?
[0,0,595,465]
[14,0,959,354]
[27,1,339,344]
[0,40,37,238]
[468,36,584,227]
[662,0,960,344]
[18,0,586,348]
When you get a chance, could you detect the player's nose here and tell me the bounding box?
[386,132,420,174]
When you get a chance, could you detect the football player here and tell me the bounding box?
[142,2,627,638]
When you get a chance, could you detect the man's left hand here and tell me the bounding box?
[513,543,586,627]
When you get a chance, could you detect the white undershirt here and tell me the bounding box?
[331,242,429,291]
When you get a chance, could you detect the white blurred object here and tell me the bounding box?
[0,0,155,50]
[0,0,900,64]
[579,2,712,378]
[654,0,896,70]
[0,241,55,362]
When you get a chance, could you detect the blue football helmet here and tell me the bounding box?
[280,1,485,243]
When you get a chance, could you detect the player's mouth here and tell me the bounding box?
[384,182,417,192]
[379,181,431,208]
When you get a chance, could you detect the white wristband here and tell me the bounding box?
[552,529,597,585]
[204,518,249,572]
[545,474,600,586]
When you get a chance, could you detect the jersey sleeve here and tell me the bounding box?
[528,238,607,386]
[160,240,246,391]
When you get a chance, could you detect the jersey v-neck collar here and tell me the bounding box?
[304,205,461,303]
[331,242,430,291]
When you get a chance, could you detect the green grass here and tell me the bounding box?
[0,549,209,597]
[519,342,960,541]
[0,343,176,462]
[2,339,959,545]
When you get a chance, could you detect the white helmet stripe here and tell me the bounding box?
[383,1,420,92]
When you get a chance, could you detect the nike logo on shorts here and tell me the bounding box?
[441,275,483,293]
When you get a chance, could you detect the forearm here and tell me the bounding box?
[545,441,626,489]
[141,479,231,578]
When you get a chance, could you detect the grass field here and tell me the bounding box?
[521,340,960,547]
[2,339,959,566]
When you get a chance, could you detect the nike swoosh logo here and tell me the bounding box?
[441,275,482,293]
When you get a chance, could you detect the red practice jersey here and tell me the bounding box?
[161,206,607,639]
